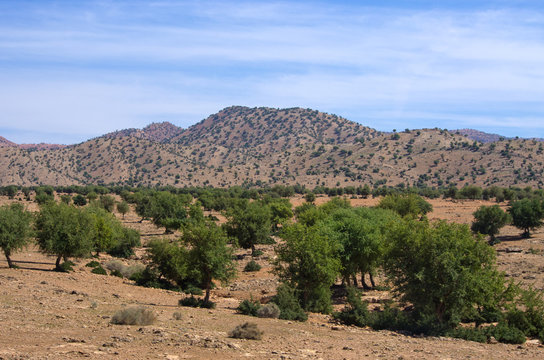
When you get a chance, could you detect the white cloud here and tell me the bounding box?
[0,1,543,142]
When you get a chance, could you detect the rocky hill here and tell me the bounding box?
[0,106,543,188]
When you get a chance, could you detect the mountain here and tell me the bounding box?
[454,129,507,143]
[0,136,66,150]
[0,106,543,188]
[104,121,184,143]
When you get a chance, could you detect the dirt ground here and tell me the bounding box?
[1,195,544,359]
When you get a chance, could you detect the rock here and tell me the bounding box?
[488,336,498,344]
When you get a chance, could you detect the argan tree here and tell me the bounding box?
[0,203,34,268]
[508,198,544,238]
[224,200,271,255]
[471,205,509,244]
[36,202,93,270]
[274,222,340,314]
[182,219,236,304]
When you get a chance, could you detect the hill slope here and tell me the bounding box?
[0,106,543,188]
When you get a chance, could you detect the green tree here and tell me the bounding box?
[508,198,544,238]
[85,206,124,256]
[182,220,236,304]
[274,222,341,313]
[97,195,116,212]
[377,193,432,218]
[35,202,94,270]
[471,205,510,244]
[224,200,271,255]
[117,201,129,219]
[304,192,316,203]
[73,194,87,206]
[149,192,191,233]
[60,194,72,204]
[0,203,34,268]
[322,207,400,289]
[147,238,188,287]
[268,199,293,231]
[384,219,505,328]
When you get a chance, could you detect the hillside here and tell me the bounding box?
[0,106,543,188]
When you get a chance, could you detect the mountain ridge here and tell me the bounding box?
[1,106,543,188]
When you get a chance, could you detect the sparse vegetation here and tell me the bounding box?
[111,307,156,326]
[229,322,263,340]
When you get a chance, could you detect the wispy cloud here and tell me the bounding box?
[0,1,543,143]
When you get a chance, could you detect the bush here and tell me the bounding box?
[244,260,261,272]
[55,261,75,273]
[91,265,107,275]
[107,228,141,258]
[172,312,182,320]
[252,249,263,257]
[229,322,263,340]
[111,306,156,326]
[183,284,203,296]
[104,260,145,279]
[271,283,307,322]
[237,298,261,316]
[178,296,216,309]
[446,327,488,343]
[490,323,526,344]
[333,287,369,327]
[110,269,123,278]
[130,266,165,288]
[85,260,100,268]
[257,303,280,318]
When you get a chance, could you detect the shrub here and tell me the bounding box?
[237,298,261,316]
[105,260,144,279]
[178,296,216,309]
[55,261,75,273]
[91,265,107,275]
[271,283,307,322]
[183,284,203,296]
[85,260,100,268]
[244,260,261,272]
[111,307,156,326]
[107,228,141,258]
[333,287,369,327]
[172,312,182,320]
[229,322,263,340]
[256,303,280,318]
[110,269,123,278]
[490,323,526,344]
[252,249,263,257]
[446,327,488,343]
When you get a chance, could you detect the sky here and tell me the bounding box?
[0,0,543,144]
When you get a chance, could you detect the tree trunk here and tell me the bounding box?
[251,243,256,256]
[369,272,376,288]
[56,255,63,270]
[204,281,211,304]
[361,273,371,290]
[5,251,14,269]
[351,274,358,287]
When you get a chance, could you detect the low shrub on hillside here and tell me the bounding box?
[256,303,280,318]
[91,265,107,275]
[178,296,216,309]
[229,322,263,340]
[237,298,261,316]
[243,260,261,272]
[111,306,156,326]
[270,283,307,322]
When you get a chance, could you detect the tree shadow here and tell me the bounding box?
[496,234,525,242]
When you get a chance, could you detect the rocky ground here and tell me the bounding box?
[1,196,544,359]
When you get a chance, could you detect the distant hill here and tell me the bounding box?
[0,106,543,188]
[454,129,507,143]
[0,135,65,150]
[103,121,184,143]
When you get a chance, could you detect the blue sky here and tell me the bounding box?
[1,1,543,144]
